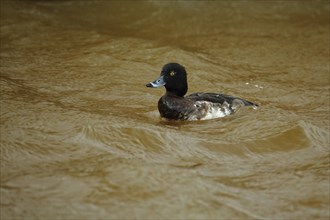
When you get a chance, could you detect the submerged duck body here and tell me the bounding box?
[146,63,258,121]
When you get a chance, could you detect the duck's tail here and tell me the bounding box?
[242,99,259,109]
[232,98,259,110]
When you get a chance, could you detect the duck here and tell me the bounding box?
[146,63,259,120]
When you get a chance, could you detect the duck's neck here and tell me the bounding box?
[165,85,187,97]
[165,90,186,97]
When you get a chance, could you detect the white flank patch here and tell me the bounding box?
[195,101,232,120]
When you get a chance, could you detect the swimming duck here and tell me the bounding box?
[146,63,258,120]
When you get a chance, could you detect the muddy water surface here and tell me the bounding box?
[1,1,329,219]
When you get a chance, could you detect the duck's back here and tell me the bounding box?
[187,92,258,107]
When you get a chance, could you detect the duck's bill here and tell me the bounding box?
[146,75,166,88]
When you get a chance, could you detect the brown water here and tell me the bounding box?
[1,1,329,219]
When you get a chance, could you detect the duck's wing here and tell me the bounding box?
[186,92,259,108]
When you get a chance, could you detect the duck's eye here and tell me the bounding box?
[170,71,176,76]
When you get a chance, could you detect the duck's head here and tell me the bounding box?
[146,63,188,97]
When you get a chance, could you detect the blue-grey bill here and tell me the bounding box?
[146,75,166,88]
